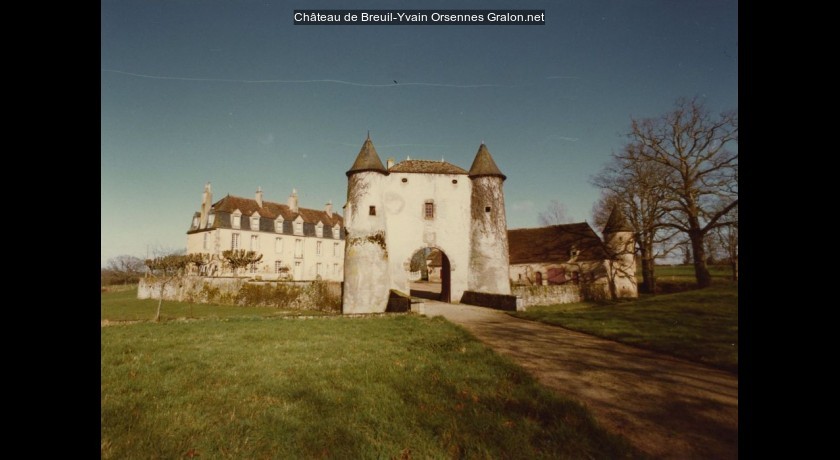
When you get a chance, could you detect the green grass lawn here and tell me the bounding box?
[102,313,642,459]
[101,286,333,322]
[511,284,738,373]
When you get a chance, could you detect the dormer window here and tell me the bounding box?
[192,216,199,229]
[275,217,284,233]
[207,212,215,227]
[332,224,340,239]
[231,210,242,229]
[316,221,324,238]
[294,217,304,235]
[250,213,261,231]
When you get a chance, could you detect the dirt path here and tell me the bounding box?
[423,301,738,459]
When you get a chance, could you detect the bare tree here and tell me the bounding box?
[711,207,738,281]
[591,144,678,293]
[104,255,145,285]
[222,249,264,276]
[144,252,192,322]
[538,200,573,226]
[625,97,738,288]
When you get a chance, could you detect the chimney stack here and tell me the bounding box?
[199,182,213,228]
[288,188,299,213]
[255,186,263,208]
[387,157,394,169]
[325,200,333,218]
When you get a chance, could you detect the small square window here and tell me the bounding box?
[485,206,491,213]
[369,206,376,216]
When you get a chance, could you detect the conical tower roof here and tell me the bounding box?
[468,143,506,180]
[604,206,633,234]
[346,134,387,177]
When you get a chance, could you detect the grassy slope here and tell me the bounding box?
[102,315,642,459]
[101,287,332,322]
[511,284,738,373]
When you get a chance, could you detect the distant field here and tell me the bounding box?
[101,287,332,322]
[511,284,738,373]
[101,311,641,458]
[652,264,732,280]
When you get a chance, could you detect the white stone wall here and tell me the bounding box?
[468,176,511,295]
[343,171,390,313]
[605,231,638,298]
[513,284,583,308]
[382,171,472,303]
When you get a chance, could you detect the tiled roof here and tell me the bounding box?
[346,136,387,176]
[210,195,343,227]
[508,223,608,264]
[468,143,506,180]
[389,159,468,175]
[603,206,633,233]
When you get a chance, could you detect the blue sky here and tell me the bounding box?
[101,0,738,266]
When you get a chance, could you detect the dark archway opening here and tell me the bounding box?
[409,247,451,302]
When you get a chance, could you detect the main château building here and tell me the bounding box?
[186,183,345,281]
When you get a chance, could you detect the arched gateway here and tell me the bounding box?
[342,135,511,314]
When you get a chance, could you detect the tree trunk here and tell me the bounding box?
[155,283,164,322]
[638,242,656,294]
[731,257,738,281]
[690,230,712,288]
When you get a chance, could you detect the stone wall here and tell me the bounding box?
[513,284,583,308]
[138,276,341,311]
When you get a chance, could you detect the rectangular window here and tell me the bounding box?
[251,216,260,231]
[207,213,215,227]
[295,239,303,259]
[275,237,283,253]
[294,220,303,235]
[294,261,302,280]
[333,226,340,239]
[275,261,283,273]
[316,241,322,256]
[232,214,241,229]
[316,224,323,238]
[369,206,376,216]
[203,233,208,250]
[333,243,340,257]
[275,220,283,233]
[333,263,338,275]
[425,202,434,219]
[250,235,259,250]
[316,263,322,277]
[231,233,240,249]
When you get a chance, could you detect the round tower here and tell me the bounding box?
[467,143,511,295]
[342,134,390,313]
[603,206,638,298]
